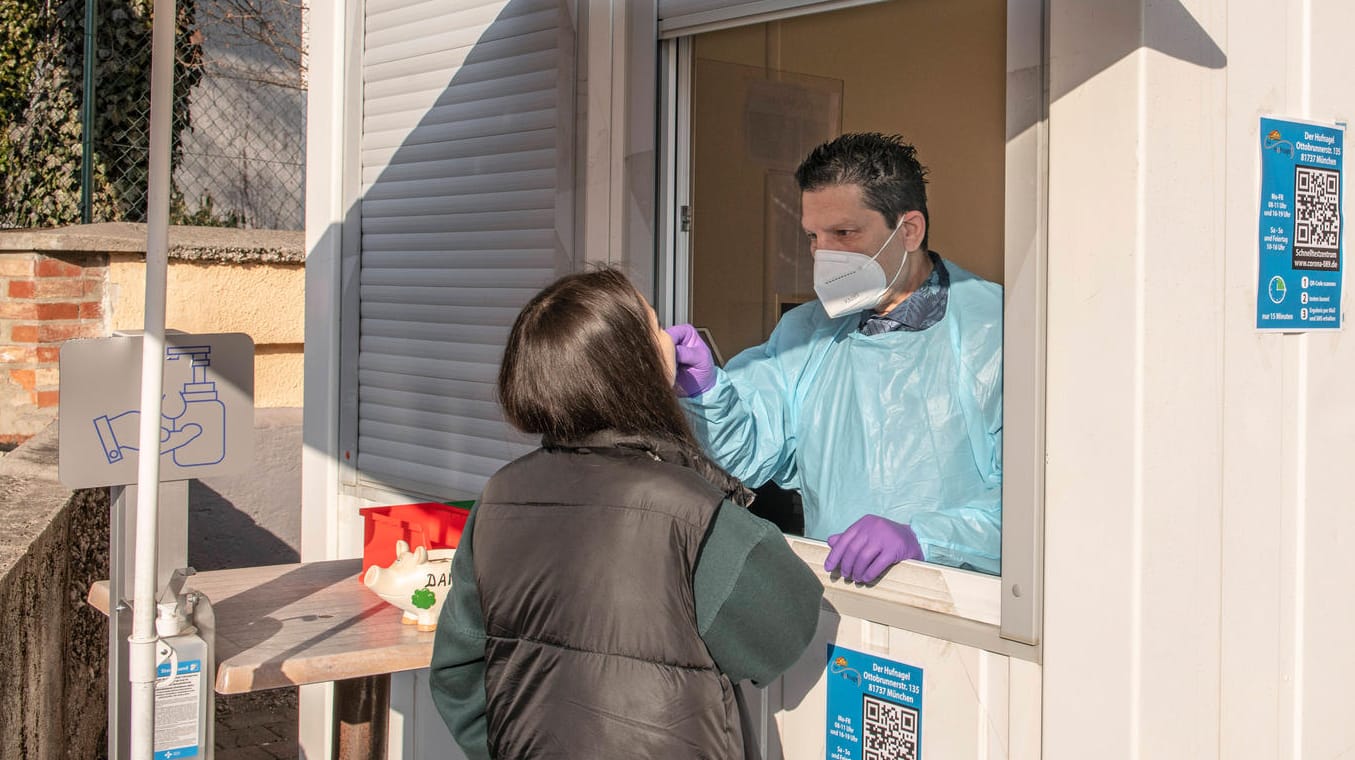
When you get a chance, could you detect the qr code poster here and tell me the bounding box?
[1257,116,1344,331]
[1293,165,1341,269]
[825,643,923,760]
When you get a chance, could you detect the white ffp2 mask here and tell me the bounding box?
[812,221,908,318]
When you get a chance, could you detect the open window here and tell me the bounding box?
[657,0,1044,654]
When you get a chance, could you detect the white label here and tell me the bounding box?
[154,659,203,759]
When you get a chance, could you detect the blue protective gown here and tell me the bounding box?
[680,259,1003,574]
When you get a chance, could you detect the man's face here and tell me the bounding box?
[800,183,894,257]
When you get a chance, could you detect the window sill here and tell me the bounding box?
[786,536,1037,661]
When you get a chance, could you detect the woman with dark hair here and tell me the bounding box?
[429,269,823,759]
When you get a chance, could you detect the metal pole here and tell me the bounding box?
[80,0,97,224]
[109,480,190,760]
[333,675,391,760]
[129,0,175,756]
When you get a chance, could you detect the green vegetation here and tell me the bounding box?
[0,0,203,228]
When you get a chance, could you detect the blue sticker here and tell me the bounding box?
[826,643,923,760]
[1257,117,1344,330]
[155,659,202,678]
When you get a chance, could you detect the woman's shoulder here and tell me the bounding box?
[485,446,725,520]
[632,455,730,509]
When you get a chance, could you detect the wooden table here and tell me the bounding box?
[88,558,435,758]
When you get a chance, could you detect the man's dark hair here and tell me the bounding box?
[794,132,930,247]
[498,268,696,448]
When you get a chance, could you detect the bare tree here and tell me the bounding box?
[197,0,305,90]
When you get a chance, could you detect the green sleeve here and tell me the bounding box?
[428,506,491,760]
[694,501,824,685]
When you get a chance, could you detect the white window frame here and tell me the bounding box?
[655,0,1048,660]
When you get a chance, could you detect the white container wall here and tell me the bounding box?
[1044,1,1355,758]
[760,549,1042,759]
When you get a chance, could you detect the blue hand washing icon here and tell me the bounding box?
[92,345,228,467]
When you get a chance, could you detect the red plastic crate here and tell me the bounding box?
[358,501,471,582]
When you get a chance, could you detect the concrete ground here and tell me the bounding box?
[191,407,302,760]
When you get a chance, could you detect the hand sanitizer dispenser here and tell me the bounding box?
[154,569,213,760]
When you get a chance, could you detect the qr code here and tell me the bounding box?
[1294,165,1341,255]
[862,694,919,760]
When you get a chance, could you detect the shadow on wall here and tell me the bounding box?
[1016,1,1226,139]
[189,408,302,570]
[346,0,568,500]
[1045,2,1225,103]
[190,481,299,569]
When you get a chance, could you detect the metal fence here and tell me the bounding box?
[1,0,305,230]
[163,0,306,230]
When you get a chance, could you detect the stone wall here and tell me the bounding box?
[0,425,110,760]
[0,223,305,445]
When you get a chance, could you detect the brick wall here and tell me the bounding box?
[0,252,108,445]
[0,223,304,444]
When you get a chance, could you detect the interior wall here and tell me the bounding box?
[691,0,1007,357]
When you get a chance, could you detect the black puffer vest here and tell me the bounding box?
[474,436,744,759]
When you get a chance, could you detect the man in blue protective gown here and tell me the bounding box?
[666,133,1002,583]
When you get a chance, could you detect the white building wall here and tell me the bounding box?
[1220,3,1355,759]
[1044,1,1355,758]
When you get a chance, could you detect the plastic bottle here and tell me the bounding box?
[166,346,226,467]
[153,595,210,760]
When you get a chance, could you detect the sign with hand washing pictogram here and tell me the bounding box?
[57,332,254,488]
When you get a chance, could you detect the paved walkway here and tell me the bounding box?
[215,689,299,760]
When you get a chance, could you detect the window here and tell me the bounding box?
[659,0,1044,653]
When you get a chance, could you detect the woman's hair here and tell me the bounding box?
[498,268,696,447]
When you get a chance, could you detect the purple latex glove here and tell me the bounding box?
[663,323,717,397]
[824,515,924,584]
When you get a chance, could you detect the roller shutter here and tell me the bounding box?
[356,0,571,498]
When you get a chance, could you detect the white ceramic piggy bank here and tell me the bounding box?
[363,540,456,631]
